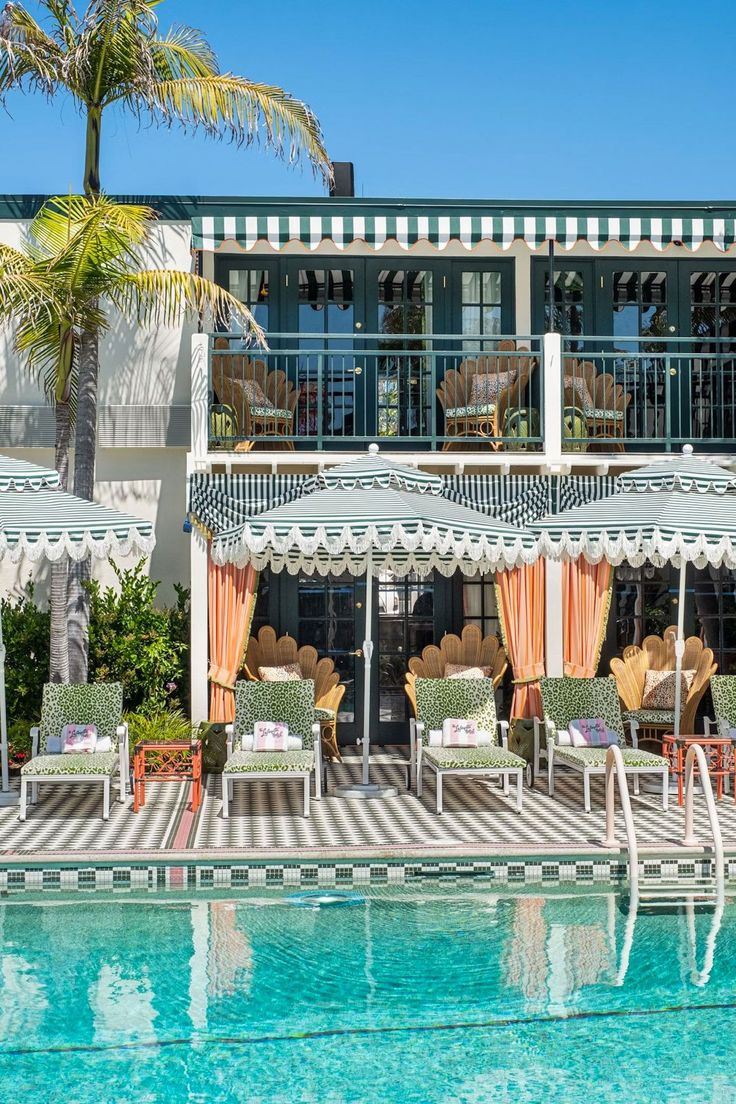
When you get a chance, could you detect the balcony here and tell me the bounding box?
[190,332,736,464]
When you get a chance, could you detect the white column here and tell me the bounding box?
[543,331,563,467]
[545,558,564,677]
[190,526,209,723]
[191,333,209,460]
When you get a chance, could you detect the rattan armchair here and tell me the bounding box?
[404,625,508,717]
[563,359,631,452]
[437,340,535,450]
[243,626,345,761]
[211,337,298,451]
[610,625,717,744]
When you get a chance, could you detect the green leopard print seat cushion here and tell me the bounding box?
[414,678,498,744]
[233,679,316,749]
[22,751,119,777]
[315,707,335,721]
[539,677,624,748]
[623,708,676,726]
[39,683,123,754]
[711,676,736,730]
[554,746,668,768]
[223,750,314,774]
[423,745,524,770]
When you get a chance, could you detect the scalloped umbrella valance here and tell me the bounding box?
[212,444,538,798]
[0,455,155,794]
[532,446,736,737]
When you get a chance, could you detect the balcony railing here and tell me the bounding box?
[561,336,736,453]
[193,331,736,457]
[206,333,542,453]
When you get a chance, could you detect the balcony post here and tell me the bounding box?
[543,331,563,467]
[190,523,210,724]
[191,333,209,458]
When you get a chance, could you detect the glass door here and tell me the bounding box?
[678,265,736,445]
[283,263,367,446]
[375,573,437,743]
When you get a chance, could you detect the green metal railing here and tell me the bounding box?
[561,336,736,453]
[208,333,542,452]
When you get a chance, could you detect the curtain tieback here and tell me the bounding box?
[512,663,546,686]
[564,661,597,679]
[208,663,236,691]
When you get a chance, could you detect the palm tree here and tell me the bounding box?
[0,0,332,678]
[0,192,259,680]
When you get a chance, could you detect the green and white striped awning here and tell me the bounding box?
[192,211,736,254]
[0,456,155,563]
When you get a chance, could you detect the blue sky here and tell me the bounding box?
[0,0,731,200]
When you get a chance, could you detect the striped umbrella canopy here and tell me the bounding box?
[0,455,155,794]
[212,445,538,797]
[532,446,736,736]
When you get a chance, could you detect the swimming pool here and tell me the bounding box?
[1,884,734,1103]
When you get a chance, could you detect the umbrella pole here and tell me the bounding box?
[335,553,397,800]
[673,561,687,739]
[0,602,6,792]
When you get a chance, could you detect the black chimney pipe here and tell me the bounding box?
[330,162,355,197]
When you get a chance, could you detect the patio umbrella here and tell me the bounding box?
[212,443,539,797]
[0,455,155,793]
[532,445,736,737]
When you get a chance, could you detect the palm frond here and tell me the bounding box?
[110,268,265,343]
[148,24,216,80]
[0,2,66,94]
[0,243,63,326]
[133,74,332,181]
[29,194,154,279]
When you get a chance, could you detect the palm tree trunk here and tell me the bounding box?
[50,400,72,683]
[68,330,98,683]
[84,107,102,197]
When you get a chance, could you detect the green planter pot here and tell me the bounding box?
[200,722,228,774]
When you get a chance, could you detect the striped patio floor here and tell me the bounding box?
[0,750,734,859]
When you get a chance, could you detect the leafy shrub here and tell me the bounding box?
[87,562,190,716]
[126,708,195,748]
[7,718,34,771]
[2,586,50,720]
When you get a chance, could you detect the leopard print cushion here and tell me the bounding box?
[710,675,736,729]
[259,664,302,682]
[443,663,491,679]
[641,669,695,710]
[415,678,497,745]
[470,370,517,405]
[241,379,271,409]
[39,683,123,754]
[22,751,119,776]
[563,375,594,412]
[223,749,314,774]
[540,677,624,747]
[424,745,524,770]
[234,679,315,748]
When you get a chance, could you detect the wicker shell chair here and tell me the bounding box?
[211,337,298,451]
[437,340,536,450]
[563,359,631,452]
[243,626,345,761]
[404,625,508,717]
[610,625,717,745]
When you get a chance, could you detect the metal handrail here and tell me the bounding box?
[683,743,725,885]
[602,744,640,895]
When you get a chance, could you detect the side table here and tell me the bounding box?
[133,739,203,813]
[662,734,736,806]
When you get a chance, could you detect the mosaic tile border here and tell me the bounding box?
[0,854,732,895]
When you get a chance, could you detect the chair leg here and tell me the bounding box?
[222,774,230,819]
[303,775,310,818]
[516,770,523,813]
[662,769,669,812]
[314,764,322,801]
[633,774,640,797]
[436,772,443,815]
[19,778,27,821]
[103,779,110,821]
[583,771,591,813]
[548,756,555,797]
[417,758,423,798]
[502,771,510,796]
[31,781,38,805]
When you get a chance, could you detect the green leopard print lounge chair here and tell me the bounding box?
[222,679,322,818]
[710,676,736,745]
[20,683,128,821]
[410,677,525,814]
[539,676,669,813]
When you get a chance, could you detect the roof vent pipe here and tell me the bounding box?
[330,162,355,197]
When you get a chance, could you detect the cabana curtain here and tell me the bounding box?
[207,555,259,722]
[562,559,612,679]
[496,562,546,719]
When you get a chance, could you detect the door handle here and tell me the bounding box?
[355,321,363,330]
[670,367,677,377]
[349,365,363,375]
[349,649,363,657]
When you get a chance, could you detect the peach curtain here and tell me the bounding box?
[208,553,259,722]
[563,558,612,679]
[496,561,545,719]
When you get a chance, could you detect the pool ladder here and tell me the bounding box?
[603,743,725,906]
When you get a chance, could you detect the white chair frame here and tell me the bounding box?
[222,722,322,818]
[410,717,523,814]
[544,724,668,814]
[19,723,129,822]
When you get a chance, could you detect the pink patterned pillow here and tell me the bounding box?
[567,718,616,748]
[441,718,479,748]
[61,724,98,754]
[252,721,290,752]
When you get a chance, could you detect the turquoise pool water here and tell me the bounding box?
[1,885,735,1103]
